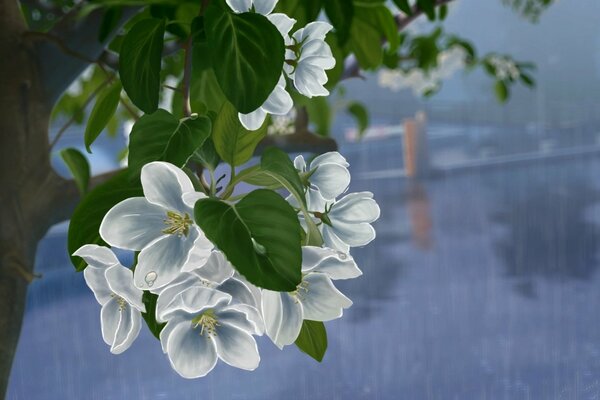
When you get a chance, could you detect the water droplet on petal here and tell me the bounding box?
[145,271,157,287]
[337,251,347,260]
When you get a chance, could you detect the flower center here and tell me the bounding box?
[291,280,310,303]
[191,309,220,338]
[111,294,127,311]
[162,210,193,237]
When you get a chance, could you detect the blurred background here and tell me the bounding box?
[9,0,600,399]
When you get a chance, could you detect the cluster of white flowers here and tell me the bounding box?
[226,0,336,130]
[378,47,467,96]
[487,55,520,81]
[75,155,379,378]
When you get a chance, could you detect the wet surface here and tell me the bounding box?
[9,140,600,399]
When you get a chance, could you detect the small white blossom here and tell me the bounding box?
[262,246,360,348]
[294,151,350,201]
[73,245,146,354]
[99,162,213,290]
[285,22,336,98]
[158,285,260,378]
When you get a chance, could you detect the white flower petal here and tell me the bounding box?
[158,286,231,322]
[111,306,142,354]
[159,315,185,354]
[104,265,145,312]
[300,273,352,321]
[261,80,293,115]
[218,278,257,307]
[321,225,350,253]
[180,233,214,273]
[262,290,303,349]
[267,13,296,38]
[331,220,376,247]
[301,246,362,280]
[134,228,199,290]
[100,297,121,350]
[83,267,112,305]
[73,244,120,269]
[293,63,330,98]
[99,197,166,250]
[299,40,335,69]
[216,306,256,333]
[310,163,350,200]
[239,107,267,131]
[155,276,200,322]
[253,0,277,15]
[226,0,252,13]
[141,161,194,212]
[166,320,218,378]
[294,155,307,172]
[294,21,332,43]
[182,191,207,209]
[311,151,349,168]
[213,323,260,371]
[330,192,380,223]
[193,251,235,284]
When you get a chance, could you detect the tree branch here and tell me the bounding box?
[341,0,455,81]
[34,5,141,106]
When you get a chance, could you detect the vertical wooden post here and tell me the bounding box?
[403,111,431,178]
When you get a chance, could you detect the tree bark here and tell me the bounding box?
[0,1,63,397]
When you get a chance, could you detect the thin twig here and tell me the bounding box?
[120,96,139,121]
[22,31,98,64]
[49,76,114,149]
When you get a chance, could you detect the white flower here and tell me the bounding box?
[156,251,265,335]
[286,22,336,98]
[158,285,260,378]
[261,246,360,349]
[294,151,350,201]
[73,244,146,354]
[310,192,381,254]
[226,0,277,14]
[99,162,213,290]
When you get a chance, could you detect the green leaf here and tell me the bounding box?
[119,18,165,114]
[295,320,328,362]
[347,102,369,138]
[348,14,382,69]
[69,171,143,271]
[393,0,412,15]
[305,96,332,137]
[212,102,268,166]
[260,148,306,207]
[495,80,509,103]
[259,148,323,246]
[98,7,123,43]
[438,4,448,20]
[128,109,212,175]
[192,137,221,171]
[520,73,535,88]
[416,0,436,20]
[84,80,122,152]
[324,0,354,45]
[205,1,285,113]
[194,189,302,291]
[141,291,165,340]
[60,148,90,195]
[274,0,323,27]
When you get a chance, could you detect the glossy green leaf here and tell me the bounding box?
[274,0,322,27]
[119,18,165,114]
[347,102,369,138]
[84,80,122,152]
[128,110,212,175]
[205,2,285,113]
[324,0,354,45]
[393,0,412,15]
[194,189,303,291]
[348,14,382,69]
[295,320,328,362]
[69,171,143,271]
[212,102,268,166]
[417,0,436,20]
[192,137,221,171]
[98,7,123,42]
[60,148,90,195]
[141,291,165,340]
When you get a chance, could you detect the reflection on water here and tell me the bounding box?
[9,143,600,399]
